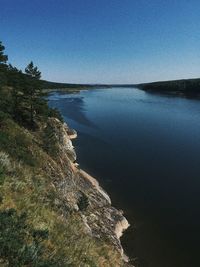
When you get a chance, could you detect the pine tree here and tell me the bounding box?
[0,41,8,87]
[25,61,41,79]
[24,62,42,127]
[0,41,8,64]
[7,65,26,121]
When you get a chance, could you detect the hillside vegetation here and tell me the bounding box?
[0,41,131,266]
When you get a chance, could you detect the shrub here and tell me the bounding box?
[0,152,11,185]
[43,123,59,157]
[48,107,64,122]
[77,192,89,211]
[0,209,50,266]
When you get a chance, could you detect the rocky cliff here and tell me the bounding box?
[45,117,131,265]
[0,113,133,266]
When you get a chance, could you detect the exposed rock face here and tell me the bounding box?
[45,118,77,162]
[44,118,132,266]
[115,217,130,239]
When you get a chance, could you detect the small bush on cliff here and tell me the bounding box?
[0,116,37,167]
[78,192,89,211]
[0,165,6,185]
[48,107,64,123]
[0,208,50,266]
[42,121,60,157]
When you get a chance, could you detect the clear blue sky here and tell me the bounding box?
[1,0,200,84]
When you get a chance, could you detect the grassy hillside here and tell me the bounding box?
[0,110,125,266]
[0,41,131,267]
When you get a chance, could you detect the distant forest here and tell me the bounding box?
[138,78,200,97]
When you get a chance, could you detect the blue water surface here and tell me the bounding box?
[48,88,200,267]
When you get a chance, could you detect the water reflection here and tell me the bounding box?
[49,92,95,128]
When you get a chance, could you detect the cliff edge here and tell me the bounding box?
[44,117,132,265]
[0,113,133,266]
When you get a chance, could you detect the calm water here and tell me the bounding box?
[48,88,200,267]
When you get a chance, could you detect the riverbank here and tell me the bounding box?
[0,109,133,266]
[48,87,200,267]
[68,124,132,265]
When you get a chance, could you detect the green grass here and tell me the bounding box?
[0,114,123,266]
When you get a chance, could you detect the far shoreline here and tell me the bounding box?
[43,77,200,99]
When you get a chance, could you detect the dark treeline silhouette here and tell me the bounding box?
[138,78,200,97]
[0,41,62,128]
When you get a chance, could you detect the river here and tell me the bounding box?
[48,87,200,267]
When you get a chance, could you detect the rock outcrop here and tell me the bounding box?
[0,113,133,266]
[45,117,132,265]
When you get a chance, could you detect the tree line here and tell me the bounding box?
[0,41,62,129]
